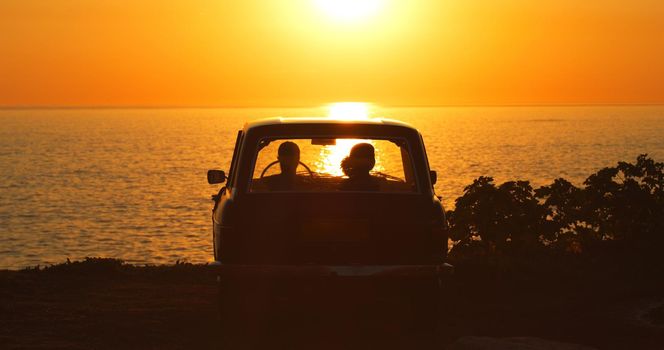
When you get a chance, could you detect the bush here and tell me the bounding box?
[448,155,664,260]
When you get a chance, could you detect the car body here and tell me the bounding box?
[208,117,453,336]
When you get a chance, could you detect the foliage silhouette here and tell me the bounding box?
[448,155,664,260]
[447,177,545,255]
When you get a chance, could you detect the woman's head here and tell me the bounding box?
[341,143,375,177]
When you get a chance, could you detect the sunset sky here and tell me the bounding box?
[1,0,663,107]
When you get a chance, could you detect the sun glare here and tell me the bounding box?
[314,0,385,22]
[327,102,372,120]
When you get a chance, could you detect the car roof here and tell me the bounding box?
[243,117,418,132]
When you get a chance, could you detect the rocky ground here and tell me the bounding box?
[1,258,662,349]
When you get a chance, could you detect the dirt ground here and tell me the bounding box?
[1,258,663,349]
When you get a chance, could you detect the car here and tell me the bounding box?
[207,117,453,342]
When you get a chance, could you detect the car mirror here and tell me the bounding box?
[429,170,437,185]
[207,170,226,184]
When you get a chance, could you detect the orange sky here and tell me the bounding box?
[1,0,663,107]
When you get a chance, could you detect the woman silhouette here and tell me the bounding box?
[339,143,384,191]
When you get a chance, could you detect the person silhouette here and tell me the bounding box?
[265,141,301,191]
[339,143,384,191]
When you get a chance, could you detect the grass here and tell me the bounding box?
[1,255,663,349]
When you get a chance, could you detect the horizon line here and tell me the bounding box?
[1,102,664,110]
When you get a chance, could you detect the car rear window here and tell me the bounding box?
[249,138,418,193]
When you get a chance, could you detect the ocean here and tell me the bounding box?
[1,105,663,269]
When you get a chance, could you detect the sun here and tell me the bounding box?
[314,0,385,22]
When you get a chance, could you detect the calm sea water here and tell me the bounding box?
[1,106,664,269]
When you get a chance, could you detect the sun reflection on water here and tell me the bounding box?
[314,139,363,176]
[314,139,386,177]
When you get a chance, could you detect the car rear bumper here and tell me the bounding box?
[216,263,454,333]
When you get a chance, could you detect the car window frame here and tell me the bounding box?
[226,130,243,189]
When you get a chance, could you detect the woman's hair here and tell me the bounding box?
[341,143,375,177]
